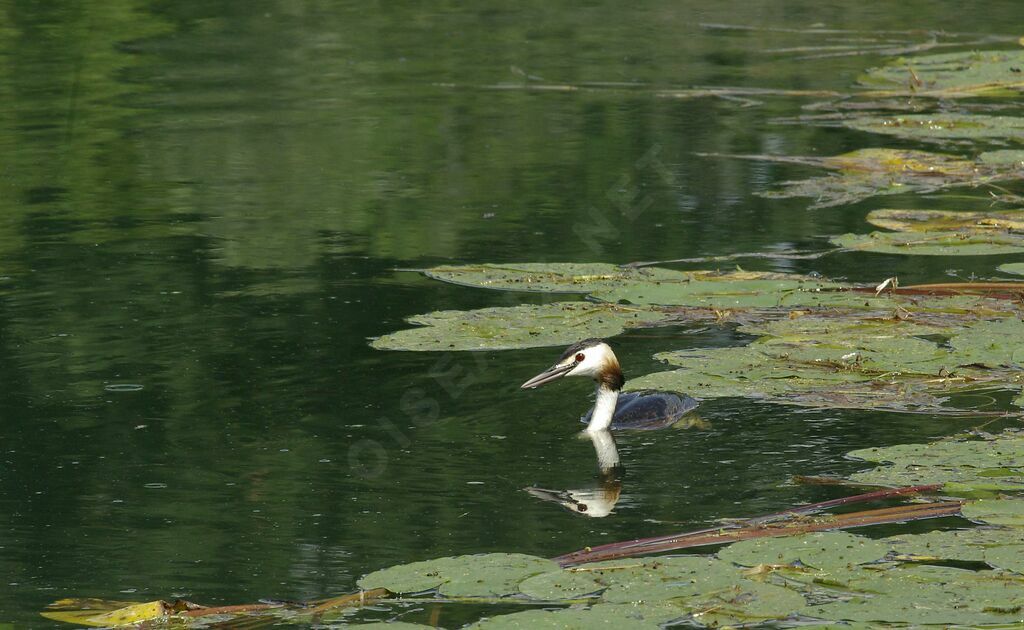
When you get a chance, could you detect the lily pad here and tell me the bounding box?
[832,230,1024,256]
[884,528,1001,563]
[846,430,1024,493]
[866,208,1024,232]
[628,313,986,412]
[40,599,171,627]
[844,114,1024,142]
[948,317,1024,368]
[859,49,1024,97]
[717,532,890,573]
[425,263,852,308]
[518,568,605,600]
[357,553,557,597]
[675,579,807,626]
[802,565,1024,625]
[597,556,744,604]
[472,602,683,629]
[999,262,1024,276]
[370,302,666,351]
[962,498,1024,527]
[761,148,1024,209]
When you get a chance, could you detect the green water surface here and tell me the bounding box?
[2,1,1024,625]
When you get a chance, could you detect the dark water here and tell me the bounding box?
[2,1,1023,625]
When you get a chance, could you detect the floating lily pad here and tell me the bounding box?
[357,553,557,597]
[627,313,991,412]
[844,114,1024,142]
[963,498,1024,527]
[518,568,605,600]
[425,263,852,308]
[1000,262,1024,276]
[859,50,1024,97]
[949,317,1024,368]
[472,602,683,629]
[424,263,694,295]
[832,230,1024,256]
[885,528,1000,562]
[718,532,890,573]
[761,148,1024,209]
[370,302,666,351]
[597,556,742,604]
[866,208,1024,232]
[675,579,807,626]
[802,565,1024,625]
[847,430,1024,493]
[41,599,171,627]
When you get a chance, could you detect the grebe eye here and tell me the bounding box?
[575,352,585,362]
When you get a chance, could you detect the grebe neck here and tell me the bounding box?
[586,383,619,432]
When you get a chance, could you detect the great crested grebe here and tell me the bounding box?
[521,338,698,432]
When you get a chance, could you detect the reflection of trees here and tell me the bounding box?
[0,0,1019,620]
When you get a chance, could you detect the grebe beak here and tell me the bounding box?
[520,362,576,389]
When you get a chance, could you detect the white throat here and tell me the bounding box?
[586,384,619,432]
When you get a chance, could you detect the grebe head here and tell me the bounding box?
[521,339,624,390]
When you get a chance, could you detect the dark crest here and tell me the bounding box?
[558,338,606,362]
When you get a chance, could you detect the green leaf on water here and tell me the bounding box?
[948,317,1024,368]
[866,208,1024,233]
[999,262,1024,276]
[832,230,1024,256]
[846,430,1024,493]
[760,148,1024,210]
[472,602,683,629]
[627,314,1013,412]
[844,114,1024,142]
[425,263,852,308]
[717,532,890,573]
[859,49,1024,97]
[801,565,1024,625]
[962,498,1024,527]
[369,302,666,351]
[357,553,557,597]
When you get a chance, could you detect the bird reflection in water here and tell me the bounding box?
[525,429,623,518]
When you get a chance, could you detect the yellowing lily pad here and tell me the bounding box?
[41,599,171,627]
[866,208,1024,232]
